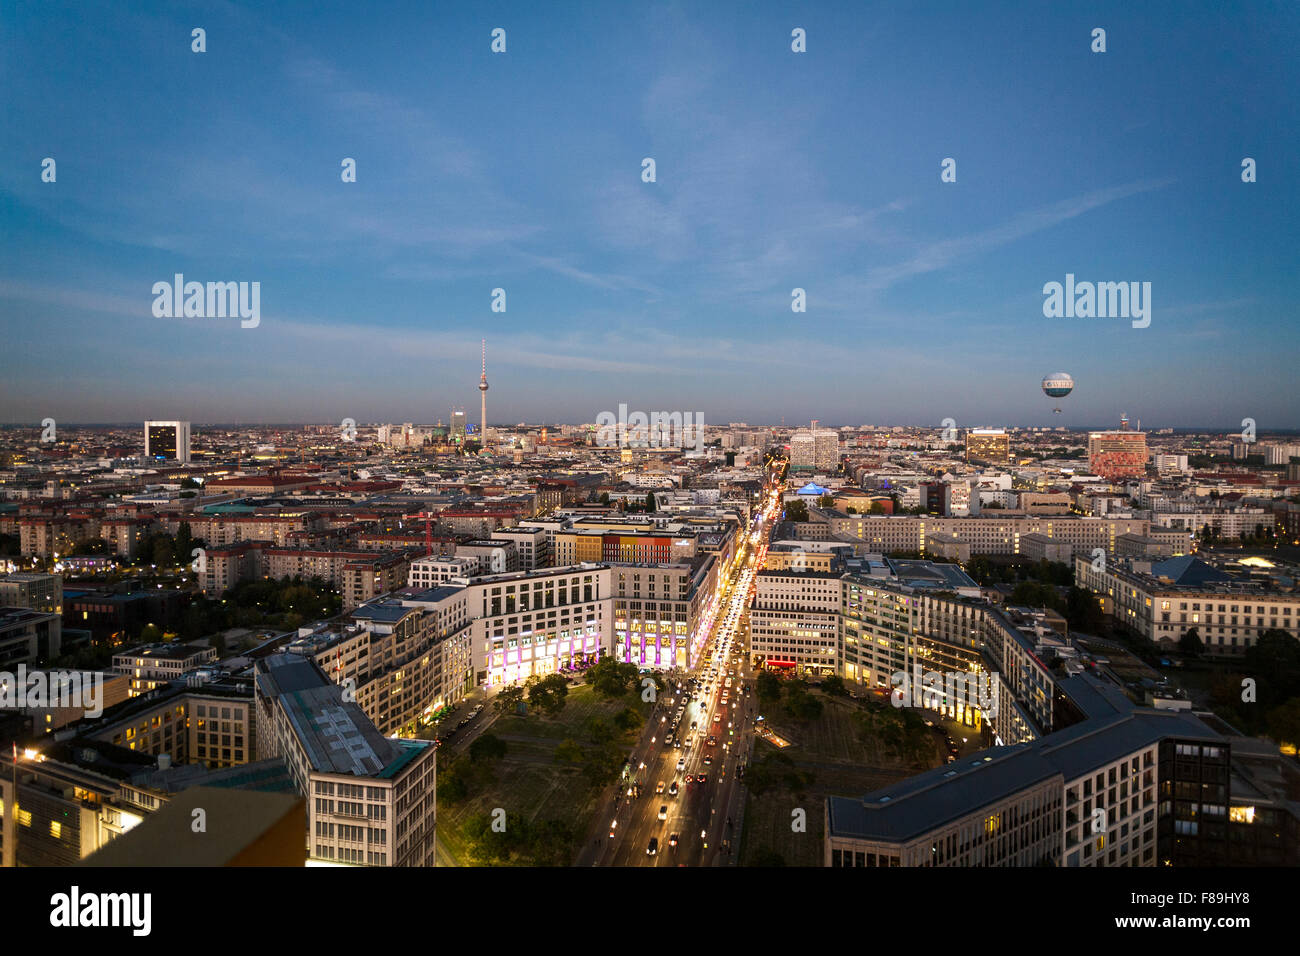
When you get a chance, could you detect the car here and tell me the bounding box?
[658,805,668,821]
[669,781,678,796]
[703,755,712,766]
[655,781,666,794]
[674,738,682,749]
[647,837,658,856]
[676,758,686,772]
[609,820,618,838]
[706,735,717,746]
[713,714,721,723]
[690,720,697,729]
[696,773,707,784]
[669,832,679,848]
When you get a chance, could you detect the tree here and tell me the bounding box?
[554,737,585,765]
[175,522,195,563]
[818,494,834,509]
[587,658,640,698]
[821,674,848,696]
[583,716,615,744]
[528,673,569,717]
[1066,586,1105,632]
[756,670,782,703]
[613,706,643,733]
[1009,581,1064,614]
[598,492,611,505]
[644,492,657,513]
[1179,627,1204,658]
[495,684,524,715]
[785,500,809,523]
[469,733,508,763]
[437,765,469,804]
[1265,698,1300,751]
[151,536,175,568]
[139,623,163,642]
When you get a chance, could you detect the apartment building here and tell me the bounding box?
[286,598,473,737]
[407,555,481,586]
[89,674,255,769]
[456,539,520,574]
[199,544,411,609]
[111,642,218,697]
[491,526,549,570]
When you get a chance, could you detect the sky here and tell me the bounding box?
[1,0,1297,430]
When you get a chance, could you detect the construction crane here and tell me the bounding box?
[397,510,435,556]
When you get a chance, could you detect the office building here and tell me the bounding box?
[965,429,1010,464]
[749,569,842,674]
[825,672,1298,867]
[1087,430,1148,479]
[254,653,437,866]
[144,421,191,463]
[1074,554,1300,655]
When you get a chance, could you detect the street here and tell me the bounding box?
[576,467,783,866]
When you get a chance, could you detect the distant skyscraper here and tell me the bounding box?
[479,339,489,440]
[144,421,190,463]
[450,408,467,442]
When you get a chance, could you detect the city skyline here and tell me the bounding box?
[2,1,1297,427]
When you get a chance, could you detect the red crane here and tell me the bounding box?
[399,511,435,556]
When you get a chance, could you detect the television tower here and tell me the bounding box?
[478,339,489,441]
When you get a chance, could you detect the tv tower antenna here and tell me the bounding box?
[478,339,489,443]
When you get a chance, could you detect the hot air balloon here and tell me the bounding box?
[1042,372,1074,414]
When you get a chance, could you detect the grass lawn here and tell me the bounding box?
[738,692,943,868]
[437,683,653,865]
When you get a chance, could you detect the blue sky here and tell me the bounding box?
[2,0,1297,429]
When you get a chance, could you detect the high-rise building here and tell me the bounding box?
[791,424,840,472]
[1087,430,1148,479]
[144,421,191,463]
[965,429,1010,463]
[450,408,467,442]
